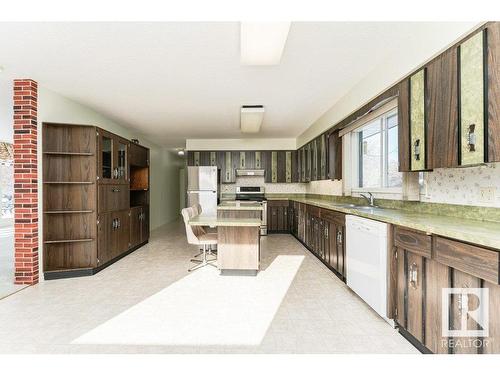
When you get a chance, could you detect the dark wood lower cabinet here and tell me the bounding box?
[393,226,500,354]
[98,209,130,265]
[267,200,289,233]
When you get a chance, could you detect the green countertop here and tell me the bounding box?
[280,197,500,250]
[217,201,263,211]
[189,215,262,227]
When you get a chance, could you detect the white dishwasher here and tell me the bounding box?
[346,215,390,322]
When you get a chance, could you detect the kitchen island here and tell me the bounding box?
[189,208,262,274]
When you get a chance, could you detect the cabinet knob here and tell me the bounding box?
[467,124,477,152]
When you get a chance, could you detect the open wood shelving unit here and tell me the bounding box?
[42,123,98,274]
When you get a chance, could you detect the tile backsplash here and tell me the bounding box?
[220,176,343,196]
[422,163,500,207]
[220,163,500,208]
[220,176,306,194]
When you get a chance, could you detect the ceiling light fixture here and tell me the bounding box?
[177,150,185,156]
[240,22,291,65]
[240,105,265,133]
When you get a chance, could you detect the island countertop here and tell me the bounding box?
[217,201,263,211]
[189,215,262,227]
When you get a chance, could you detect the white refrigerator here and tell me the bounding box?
[187,166,218,216]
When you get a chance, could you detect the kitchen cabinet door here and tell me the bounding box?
[398,79,411,172]
[336,224,345,277]
[277,151,286,183]
[221,151,235,183]
[285,151,292,183]
[450,269,482,354]
[395,247,407,329]
[426,48,459,169]
[209,151,218,167]
[141,205,149,242]
[483,281,500,354]
[291,150,299,182]
[425,259,451,354]
[319,134,327,180]
[199,152,210,166]
[98,129,129,184]
[409,69,428,171]
[406,252,424,342]
[193,151,201,167]
[326,221,338,270]
[311,140,318,181]
[246,151,255,169]
[263,151,272,183]
[97,212,114,265]
[130,206,142,248]
[305,143,312,182]
[487,22,500,162]
[459,30,486,166]
[254,151,263,169]
[328,130,342,180]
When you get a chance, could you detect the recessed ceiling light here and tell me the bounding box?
[240,22,291,66]
[241,105,265,133]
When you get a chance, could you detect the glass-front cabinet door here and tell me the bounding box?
[114,137,129,184]
[98,129,129,184]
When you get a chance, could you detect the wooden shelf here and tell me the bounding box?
[44,210,94,214]
[43,151,94,156]
[44,238,94,244]
[44,181,94,184]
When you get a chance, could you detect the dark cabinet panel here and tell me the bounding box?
[129,143,148,167]
[328,130,342,180]
[450,269,481,354]
[277,151,286,183]
[426,48,459,169]
[425,259,450,353]
[406,251,424,342]
[130,206,142,248]
[487,22,500,162]
[98,184,130,213]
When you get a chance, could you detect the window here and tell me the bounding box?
[351,107,402,191]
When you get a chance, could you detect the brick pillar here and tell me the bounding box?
[13,79,39,285]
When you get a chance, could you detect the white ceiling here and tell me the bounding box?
[0,22,472,147]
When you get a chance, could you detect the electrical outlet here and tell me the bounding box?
[480,187,496,203]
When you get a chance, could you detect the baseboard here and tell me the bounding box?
[397,326,433,354]
[43,239,149,280]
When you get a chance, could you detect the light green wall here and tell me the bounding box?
[37,86,183,231]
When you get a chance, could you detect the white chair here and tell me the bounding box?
[195,203,217,256]
[181,207,217,272]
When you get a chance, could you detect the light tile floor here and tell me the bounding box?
[0,220,419,354]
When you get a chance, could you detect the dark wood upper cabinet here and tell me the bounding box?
[487,22,500,162]
[426,48,459,169]
[129,143,149,167]
[328,130,342,180]
[277,151,286,183]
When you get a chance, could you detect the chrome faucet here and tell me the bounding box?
[360,192,375,207]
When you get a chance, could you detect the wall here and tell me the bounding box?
[186,138,296,151]
[422,163,500,208]
[0,79,13,142]
[38,86,182,229]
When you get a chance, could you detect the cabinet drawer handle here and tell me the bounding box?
[413,139,421,161]
[112,188,121,193]
[409,262,418,289]
[467,124,476,152]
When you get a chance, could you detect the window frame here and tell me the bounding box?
[349,105,402,195]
